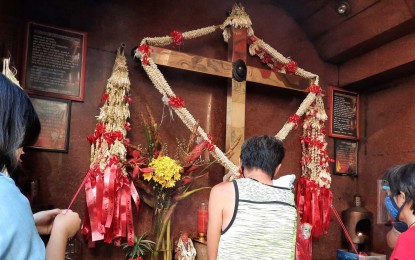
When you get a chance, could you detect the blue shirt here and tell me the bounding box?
[0,173,46,259]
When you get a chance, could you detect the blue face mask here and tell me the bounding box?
[384,195,403,221]
[384,192,408,232]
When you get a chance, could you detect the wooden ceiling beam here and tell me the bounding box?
[301,0,380,40]
[314,0,415,64]
[339,31,415,89]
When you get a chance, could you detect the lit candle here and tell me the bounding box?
[198,202,208,240]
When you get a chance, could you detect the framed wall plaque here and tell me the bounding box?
[329,86,359,140]
[334,139,358,176]
[28,96,71,152]
[22,22,87,101]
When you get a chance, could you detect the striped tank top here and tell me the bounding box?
[217,178,297,260]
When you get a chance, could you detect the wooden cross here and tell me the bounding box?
[149,27,311,164]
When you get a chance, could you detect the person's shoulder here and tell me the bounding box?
[0,174,16,193]
[212,180,233,191]
[210,180,234,197]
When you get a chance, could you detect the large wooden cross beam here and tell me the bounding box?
[149,28,311,164]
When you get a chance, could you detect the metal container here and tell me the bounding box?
[342,194,373,253]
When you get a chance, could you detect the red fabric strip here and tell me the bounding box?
[105,165,117,228]
[130,181,140,212]
[120,185,127,237]
[125,185,134,246]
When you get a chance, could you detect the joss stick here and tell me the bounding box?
[331,205,359,255]
[65,171,91,213]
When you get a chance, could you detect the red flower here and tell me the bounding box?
[248,35,257,44]
[101,93,109,103]
[138,44,151,56]
[96,123,105,133]
[87,135,96,144]
[288,114,301,129]
[124,95,132,103]
[207,134,215,151]
[306,84,322,94]
[142,55,149,65]
[124,122,131,131]
[285,60,298,74]
[182,176,193,184]
[168,96,185,108]
[170,30,184,46]
[261,53,274,65]
[300,136,311,144]
[108,156,119,166]
[272,62,284,72]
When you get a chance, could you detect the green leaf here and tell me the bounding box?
[176,187,211,201]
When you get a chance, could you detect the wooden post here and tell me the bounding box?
[226,28,247,164]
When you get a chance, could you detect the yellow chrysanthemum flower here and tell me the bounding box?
[149,156,183,188]
[143,171,153,181]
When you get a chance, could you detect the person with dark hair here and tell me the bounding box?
[207,135,297,259]
[0,74,81,260]
[383,163,415,259]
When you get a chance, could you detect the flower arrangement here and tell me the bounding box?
[124,107,234,260]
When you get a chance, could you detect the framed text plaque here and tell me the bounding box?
[329,87,359,140]
[22,22,87,101]
[334,139,358,176]
[28,96,71,152]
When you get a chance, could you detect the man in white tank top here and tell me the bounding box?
[207,135,297,259]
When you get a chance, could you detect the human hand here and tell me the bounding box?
[52,211,81,239]
[33,208,61,235]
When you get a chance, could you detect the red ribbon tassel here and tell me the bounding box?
[120,185,127,237]
[130,182,140,212]
[296,177,332,239]
[126,185,134,246]
[81,160,140,246]
[311,185,322,238]
[113,188,121,238]
[320,187,332,234]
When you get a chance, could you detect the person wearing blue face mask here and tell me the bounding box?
[383,163,415,259]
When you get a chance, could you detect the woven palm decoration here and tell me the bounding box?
[81,47,139,246]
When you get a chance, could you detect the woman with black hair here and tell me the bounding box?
[0,74,81,260]
[383,163,415,259]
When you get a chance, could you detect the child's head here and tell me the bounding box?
[384,163,415,215]
[0,74,40,173]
